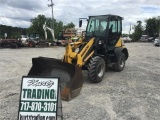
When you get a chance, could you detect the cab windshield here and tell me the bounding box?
[86,16,109,37]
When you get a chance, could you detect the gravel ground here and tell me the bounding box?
[0,43,160,120]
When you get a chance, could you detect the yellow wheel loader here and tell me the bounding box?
[28,14,128,101]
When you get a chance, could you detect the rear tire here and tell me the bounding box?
[113,52,126,72]
[28,41,35,47]
[88,56,106,83]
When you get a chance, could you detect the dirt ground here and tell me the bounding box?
[0,43,160,120]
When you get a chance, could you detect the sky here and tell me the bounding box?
[0,0,160,34]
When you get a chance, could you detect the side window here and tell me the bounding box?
[118,20,121,33]
[95,19,99,30]
[109,20,117,33]
[87,18,95,32]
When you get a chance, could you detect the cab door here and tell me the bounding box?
[107,16,122,48]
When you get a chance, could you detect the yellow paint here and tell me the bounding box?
[63,36,126,67]
[79,38,94,57]
[63,37,94,67]
[63,44,73,63]
[115,37,122,47]
[77,38,94,66]
[83,51,94,63]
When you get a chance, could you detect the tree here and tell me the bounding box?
[28,14,65,40]
[54,21,63,39]
[28,15,48,39]
[11,32,21,39]
[131,21,144,41]
[145,17,160,37]
[122,33,128,37]
[63,22,75,29]
[0,25,27,39]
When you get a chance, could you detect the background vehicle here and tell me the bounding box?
[140,35,149,42]
[148,37,155,42]
[122,36,132,42]
[71,36,80,42]
[27,14,128,101]
[154,33,160,46]
[57,28,77,46]
[20,35,29,46]
[0,39,22,48]
[27,33,40,47]
[154,38,160,46]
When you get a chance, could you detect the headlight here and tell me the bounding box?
[99,40,102,44]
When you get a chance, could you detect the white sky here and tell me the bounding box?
[0,0,160,34]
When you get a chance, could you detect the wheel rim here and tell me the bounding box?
[120,58,125,68]
[29,42,33,47]
[97,64,105,77]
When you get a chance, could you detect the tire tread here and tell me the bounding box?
[88,56,105,83]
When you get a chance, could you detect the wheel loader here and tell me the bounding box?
[28,14,129,101]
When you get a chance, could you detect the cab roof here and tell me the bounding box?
[89,14,123,19]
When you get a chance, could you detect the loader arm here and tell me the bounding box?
[70,37,86,52]
[63,38,95,67]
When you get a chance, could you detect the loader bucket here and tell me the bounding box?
[28,57,83,101]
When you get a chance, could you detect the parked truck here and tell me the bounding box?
[20,35,29,46]
[0,38,22,48]
[57,28,77,46]
[139,35,149,42]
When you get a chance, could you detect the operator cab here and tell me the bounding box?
[79,15,123,49]
[29,33,40,40]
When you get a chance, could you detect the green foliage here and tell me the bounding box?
[53,20,63,39]
[131,21,144,41]
[0,14,75,40]
[28,14,75,40]
[122,34,128,37]
[145,17,160,37]
[131,16,160,41]
[0,25,27,39]
[28,15,48,39]
[63,22,75,29]
[11,32,21,39]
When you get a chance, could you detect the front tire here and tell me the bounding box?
[88,56,106,83]
[113,52,126,72]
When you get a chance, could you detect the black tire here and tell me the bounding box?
[1,43,4,48]
[113,52,126,72]
[88,56,106,83]
[28,41,35,47]
[10,43,18,48]
[14,43,18,48]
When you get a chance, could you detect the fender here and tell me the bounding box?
[114,47,129,60]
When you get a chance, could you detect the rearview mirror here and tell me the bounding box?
[79,20,82,27]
